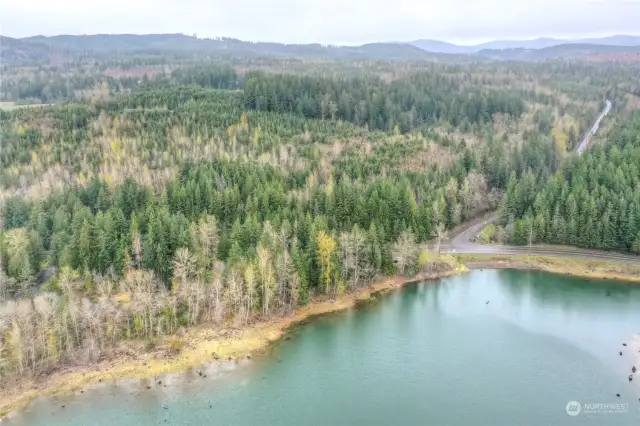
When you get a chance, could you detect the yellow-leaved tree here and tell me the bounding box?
[316,230,337,294]
[551,123,568,155]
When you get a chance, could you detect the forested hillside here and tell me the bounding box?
[3,34,640,67]
[0,34,458,67]
[501,112,640,252]
[0,53,637,383]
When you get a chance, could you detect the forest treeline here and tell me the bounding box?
[1,153,496,296]
[500,112,640,252]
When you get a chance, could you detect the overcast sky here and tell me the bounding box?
[2,0,640,45]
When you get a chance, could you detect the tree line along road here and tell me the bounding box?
[439,212,639,264]
[438,100,639,264]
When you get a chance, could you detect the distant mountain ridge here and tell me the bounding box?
[1,33,479,66]
[476,43,640,61]
[2,33,640,66]
[407,35,640,54]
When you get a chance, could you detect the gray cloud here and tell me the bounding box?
[2,0,639,44]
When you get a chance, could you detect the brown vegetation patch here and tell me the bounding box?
[459,254,640,283]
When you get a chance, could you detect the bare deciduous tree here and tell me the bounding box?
[392,231,417,276]
[434,223,448,255]
[339,227,369,290]
[257,245,275,316]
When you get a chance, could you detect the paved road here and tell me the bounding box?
[433,99,639,264]
[576,99,612,154]
[438,213,639,264]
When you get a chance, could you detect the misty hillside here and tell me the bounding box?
[2,34,475,66]
[407,35,640,53]
[0,36,54,66]
[477,43,640,61]
[406,40,475,54]
[3,33,640,66]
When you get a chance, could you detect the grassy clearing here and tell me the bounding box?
[0,102,52,111]
[456,253,640,282]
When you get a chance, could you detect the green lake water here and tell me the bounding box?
[7,270,640,425]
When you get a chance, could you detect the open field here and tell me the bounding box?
[0,102,52,111]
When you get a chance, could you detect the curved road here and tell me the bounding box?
[439,212,640,264]
[438,99,638,265]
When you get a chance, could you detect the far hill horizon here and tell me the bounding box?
[9,33,640,51]
[3,33,640,66]
[404,35,640,54]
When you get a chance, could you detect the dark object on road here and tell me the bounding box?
[633,366,636,373]
[606,292,611,296]
[212,352,220,360]
[146,385,151,389]
[629,375,633,382]
[285,336,291,341]
[162,404,169,409]
[616,393,620,397]
[61,405,66,408]
[246,355,251,360]
[623,343,627,346]
[620,351,623,356]
[210,404,212,408]
[158,380,162,385]
[485,301,489,304]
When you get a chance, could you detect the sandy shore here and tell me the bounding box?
[0,268,462,419]
[459,254,640,283]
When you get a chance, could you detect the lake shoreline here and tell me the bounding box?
[0,267,463,420]
[3,253,638,419]
[458,254,640,283]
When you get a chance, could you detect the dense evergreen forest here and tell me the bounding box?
[242,71,526,131]
[0,53,638,382]
[500,112,640,252]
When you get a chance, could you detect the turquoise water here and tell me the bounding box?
[7,270,640,425]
